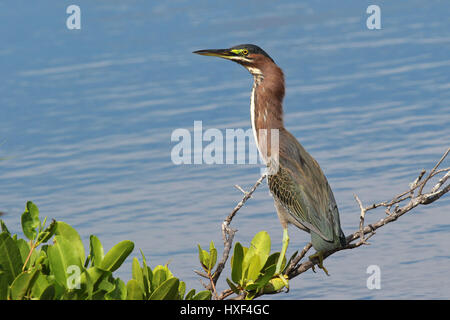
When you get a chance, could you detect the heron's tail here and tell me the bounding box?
[338,231,347,248]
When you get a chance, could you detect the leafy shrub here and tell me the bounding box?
[0,201,211,300]
[226,231,288,299]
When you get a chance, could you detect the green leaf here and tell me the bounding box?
[61,289,78,300]
[30,272,51,299]
[151,265,171,290]
[50,279,65,300]
[132,257,145,295]
[263,276,287,294]
[105,278,126,300]
[226,278,240,295]
[99,240,134,272]
[86,266,110,287]
[245,290,257,300]
[37,219,57,244]
[149,277,180,300]
[10,269,39,300]
[244,282,259,291]
[0,232,23,284]
[242,231,271,276]
[231,242,244,284]
[47,235,83,288]
[33,248,50,275]
[139,250,151,296]
[244,254,262,282]
[79,268,94,300]
[21,201,40,241]
[184,288,196,300]
[262,252,280,271]
[209,241,217,271]
[39,285,55,300]
[0,220,10,234]
[89,235,104,267]
[191,290,212,300]
[0,271,8,300]
[197,244,210,271]
[126,279,144,300]
[255,264,276,289]
[55,221,85,264]
[96,275,115,293]
[246,264,277,292]
[15,238,37,269]
[178,281,186,300]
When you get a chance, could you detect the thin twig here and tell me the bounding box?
[22,240,36,271]
[225,174,267,225]
[206,174,267,295]
[234,185,250,197]
[431,171,449,193]
[285,242,312,276]
[193,270,209,279]
[354,194,367,245]
[218,289,234,300]
[208,272,218,300]
[418,148,449,195]
[288,148,449,279]
[199,148,449,299]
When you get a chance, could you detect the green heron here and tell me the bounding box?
[193,44,346,277]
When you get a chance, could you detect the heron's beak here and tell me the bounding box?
[193,48,237,60]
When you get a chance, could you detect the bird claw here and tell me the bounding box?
[277,274,289,291]
[309,252,330,276]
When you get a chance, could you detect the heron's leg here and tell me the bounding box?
[275,227,289,274]
[273,227,290,289]
[308,251,329,276]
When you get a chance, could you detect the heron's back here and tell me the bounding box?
[268,128,346,250]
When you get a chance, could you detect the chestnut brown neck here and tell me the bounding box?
[251,62,285,132]
[248,58,285,161]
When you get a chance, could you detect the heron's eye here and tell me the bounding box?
[242,49,249,56]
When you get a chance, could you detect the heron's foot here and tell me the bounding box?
[274,257,289,290]
[309,251,330,276]
[275,273,289,291]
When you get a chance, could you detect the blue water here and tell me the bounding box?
[1,1,449,299]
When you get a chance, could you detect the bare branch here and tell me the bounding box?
[288,148,449,279]
[234,184,250,197]
[354,194,368,245]
[217,289,234,300]
[285,242,312,275]
[206,174,267,298]
[418,148,449,195]
[431,171,449,193]
[225,174,267,225]
[198,148,449,299]
[193,269,209,279]
[208,272,218,300]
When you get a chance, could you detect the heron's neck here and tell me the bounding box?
[250,64,285,158]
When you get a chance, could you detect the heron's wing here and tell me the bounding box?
[268,129,336,242]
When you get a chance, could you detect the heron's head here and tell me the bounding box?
[193,44,275,76]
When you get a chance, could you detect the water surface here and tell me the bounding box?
[1,0,449,299]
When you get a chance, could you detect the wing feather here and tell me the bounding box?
[268,128,337,242]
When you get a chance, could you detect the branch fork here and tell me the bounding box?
[196,148,449,299]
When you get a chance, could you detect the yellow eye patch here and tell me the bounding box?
[231,49,249,56]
